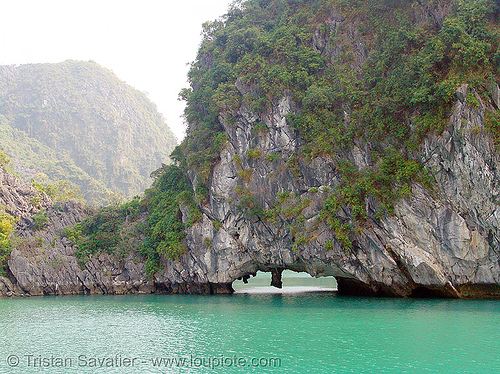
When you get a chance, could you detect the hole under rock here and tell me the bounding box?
[232,270,337,294]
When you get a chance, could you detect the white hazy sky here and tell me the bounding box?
[0,0,235,142]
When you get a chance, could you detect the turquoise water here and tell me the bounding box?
[0,274,499,373]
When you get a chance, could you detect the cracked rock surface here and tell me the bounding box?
[0,169,156,297]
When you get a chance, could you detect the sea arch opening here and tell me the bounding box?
[232,269,338,294]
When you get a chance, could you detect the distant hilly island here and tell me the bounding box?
[0,60,177,204]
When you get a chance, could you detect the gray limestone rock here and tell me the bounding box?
[3,86,500,299]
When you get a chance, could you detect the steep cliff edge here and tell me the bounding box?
[148,0,500,298]
[155,83,500,298]
[4,87,499,298]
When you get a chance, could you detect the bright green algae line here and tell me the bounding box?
[0,293,499,374]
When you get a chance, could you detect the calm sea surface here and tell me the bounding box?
[1,272,499,373]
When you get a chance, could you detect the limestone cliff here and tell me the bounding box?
[3,89,500,298]
[4,0,500,299]
[155,83,500,298]
[146,0,500,298]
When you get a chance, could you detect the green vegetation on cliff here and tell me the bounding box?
[139,166,201,274]
[177,0,500,245]
[182,0,500,148]
[0,60,177,205]
[66,165,200,276]
[0,154,16,275]
[0,209,15,276]
[0,150,9,168]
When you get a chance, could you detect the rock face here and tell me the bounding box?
[146,84,500,298]
[139,2,500,298]
[0,168,155,297]
[3,3,500,299]
[3,89,500,298]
